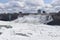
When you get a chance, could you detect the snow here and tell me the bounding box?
[13,15,53,24]
[0,15,60,40]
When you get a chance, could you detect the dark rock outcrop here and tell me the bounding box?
[47,12,60,25]
[0,13,19,21]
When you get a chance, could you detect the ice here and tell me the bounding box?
[0,15,60,40]
[13,15,53,24]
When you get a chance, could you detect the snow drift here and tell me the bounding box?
[0,21,60,40]
[0,15,60,40]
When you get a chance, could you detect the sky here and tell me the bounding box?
[0,0,8,3]
[0,0,59,13]
[0,0,52,3]
[44,0,52,3]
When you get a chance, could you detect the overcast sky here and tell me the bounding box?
[0,0,59,13]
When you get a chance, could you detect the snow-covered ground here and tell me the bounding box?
[0,15,60,40]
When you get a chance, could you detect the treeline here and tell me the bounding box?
[0,13,19,21]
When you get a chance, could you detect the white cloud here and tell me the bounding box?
[0,3,5,8]
[52,0,60,6]
[50,0,60,12]
[1,0,59,13]
[0,0,46,13]
[39,0,60,13]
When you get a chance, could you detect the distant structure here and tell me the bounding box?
[37,9,46,14]
[43,11,46,13]
[19,12,22,14]
[37,9,41,13]
[19,12,23,17]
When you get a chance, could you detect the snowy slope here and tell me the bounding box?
[0,21,60,40]
[0,15,60,40]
